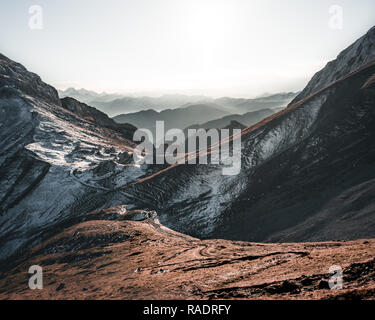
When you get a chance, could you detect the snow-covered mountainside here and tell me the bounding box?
[0,54,143,260]
[121,26,375,242]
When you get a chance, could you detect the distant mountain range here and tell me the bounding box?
[113,103,231,141]
[58,89,213,117]
[58,87,124,105]
[59,88,297,117]
[111,95,297,139]
[215,92,298,114]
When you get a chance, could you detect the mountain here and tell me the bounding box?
[185,108,275,133]
[1,26,375,300]
[59,89,214,117]
[0,53,299,264]
[223,120,247,130]
[60,97,137,141]
[112,95,295,137]
[113,103,231,142]
[58,88,123,106]
[104,93,297,118]
[215,92,298,114]
[291,26,375,103]
[60,87,297,118]
[0,54,143,260]
[97,94,213,117]
[117,26,375,243]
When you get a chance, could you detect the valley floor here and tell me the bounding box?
[0,207,374,300]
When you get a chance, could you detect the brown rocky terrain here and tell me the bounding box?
[0,207,374,300]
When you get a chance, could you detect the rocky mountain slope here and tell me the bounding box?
[117,26,375,243]
[1,207,374,300]
[60,97,136,141]
[292,26,375,102]
[0,54,143,261]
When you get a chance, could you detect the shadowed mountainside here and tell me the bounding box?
[116,26,375,243]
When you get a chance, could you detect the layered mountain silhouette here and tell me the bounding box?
[113,103,230,138]
[59,87,296,118]
[59,89,214,117]
[215,92,297,114]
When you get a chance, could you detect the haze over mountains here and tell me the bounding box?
[1,25,375,300]
[58,89,213,116]
[59,87,297,116]
[114,103,231,140]
[59,88,297,141]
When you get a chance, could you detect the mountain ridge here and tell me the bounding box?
[113,26,375,243]
[0,53,142,260]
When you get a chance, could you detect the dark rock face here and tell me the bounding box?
[0,54,61,106]
[61,97,137,142]
[93,161,117,176]
[215,63,375,242]
[117,151,133,164]
[292,26,375,102]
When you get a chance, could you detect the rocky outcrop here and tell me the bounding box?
[60,97,137,141]
[0,54,61,106]
[292,26,375,102]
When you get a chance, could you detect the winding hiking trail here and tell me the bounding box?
[1,207,375,300]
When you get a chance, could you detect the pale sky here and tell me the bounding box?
[0,0,375,98]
